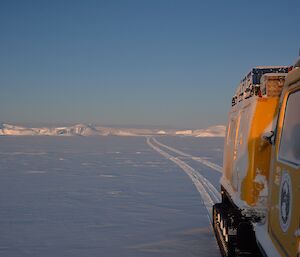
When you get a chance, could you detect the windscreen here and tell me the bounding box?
[279,89,300,166]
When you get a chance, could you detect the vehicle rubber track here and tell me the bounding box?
[212,203,263,257]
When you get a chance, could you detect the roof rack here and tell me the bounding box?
[231,66,289,106]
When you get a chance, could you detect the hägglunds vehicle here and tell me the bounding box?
[213,59,300,257]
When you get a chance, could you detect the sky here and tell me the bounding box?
[0,0,300,129]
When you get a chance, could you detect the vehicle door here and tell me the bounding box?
[269,83,300,257]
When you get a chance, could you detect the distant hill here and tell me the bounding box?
[0,123,226,137]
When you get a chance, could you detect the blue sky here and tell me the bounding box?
[0,0,299,128]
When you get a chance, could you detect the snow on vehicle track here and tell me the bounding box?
[146,137,221,220]
[151,137,222,173]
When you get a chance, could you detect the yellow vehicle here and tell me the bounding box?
[213,60,300,257]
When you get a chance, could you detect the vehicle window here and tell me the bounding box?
[279,90,300,166]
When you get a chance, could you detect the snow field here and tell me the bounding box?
[147,137,221,221]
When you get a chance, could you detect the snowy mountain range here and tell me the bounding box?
[0,123,226,137]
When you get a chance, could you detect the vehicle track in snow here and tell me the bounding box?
[146,137,221,220]
[151,137,223,173]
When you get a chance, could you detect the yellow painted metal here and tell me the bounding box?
[268,67,300,257]
[222,74,286,208]
[241,97,279,206]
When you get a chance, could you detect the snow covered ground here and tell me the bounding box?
[0,136,223,257]
[0,123,226,137]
